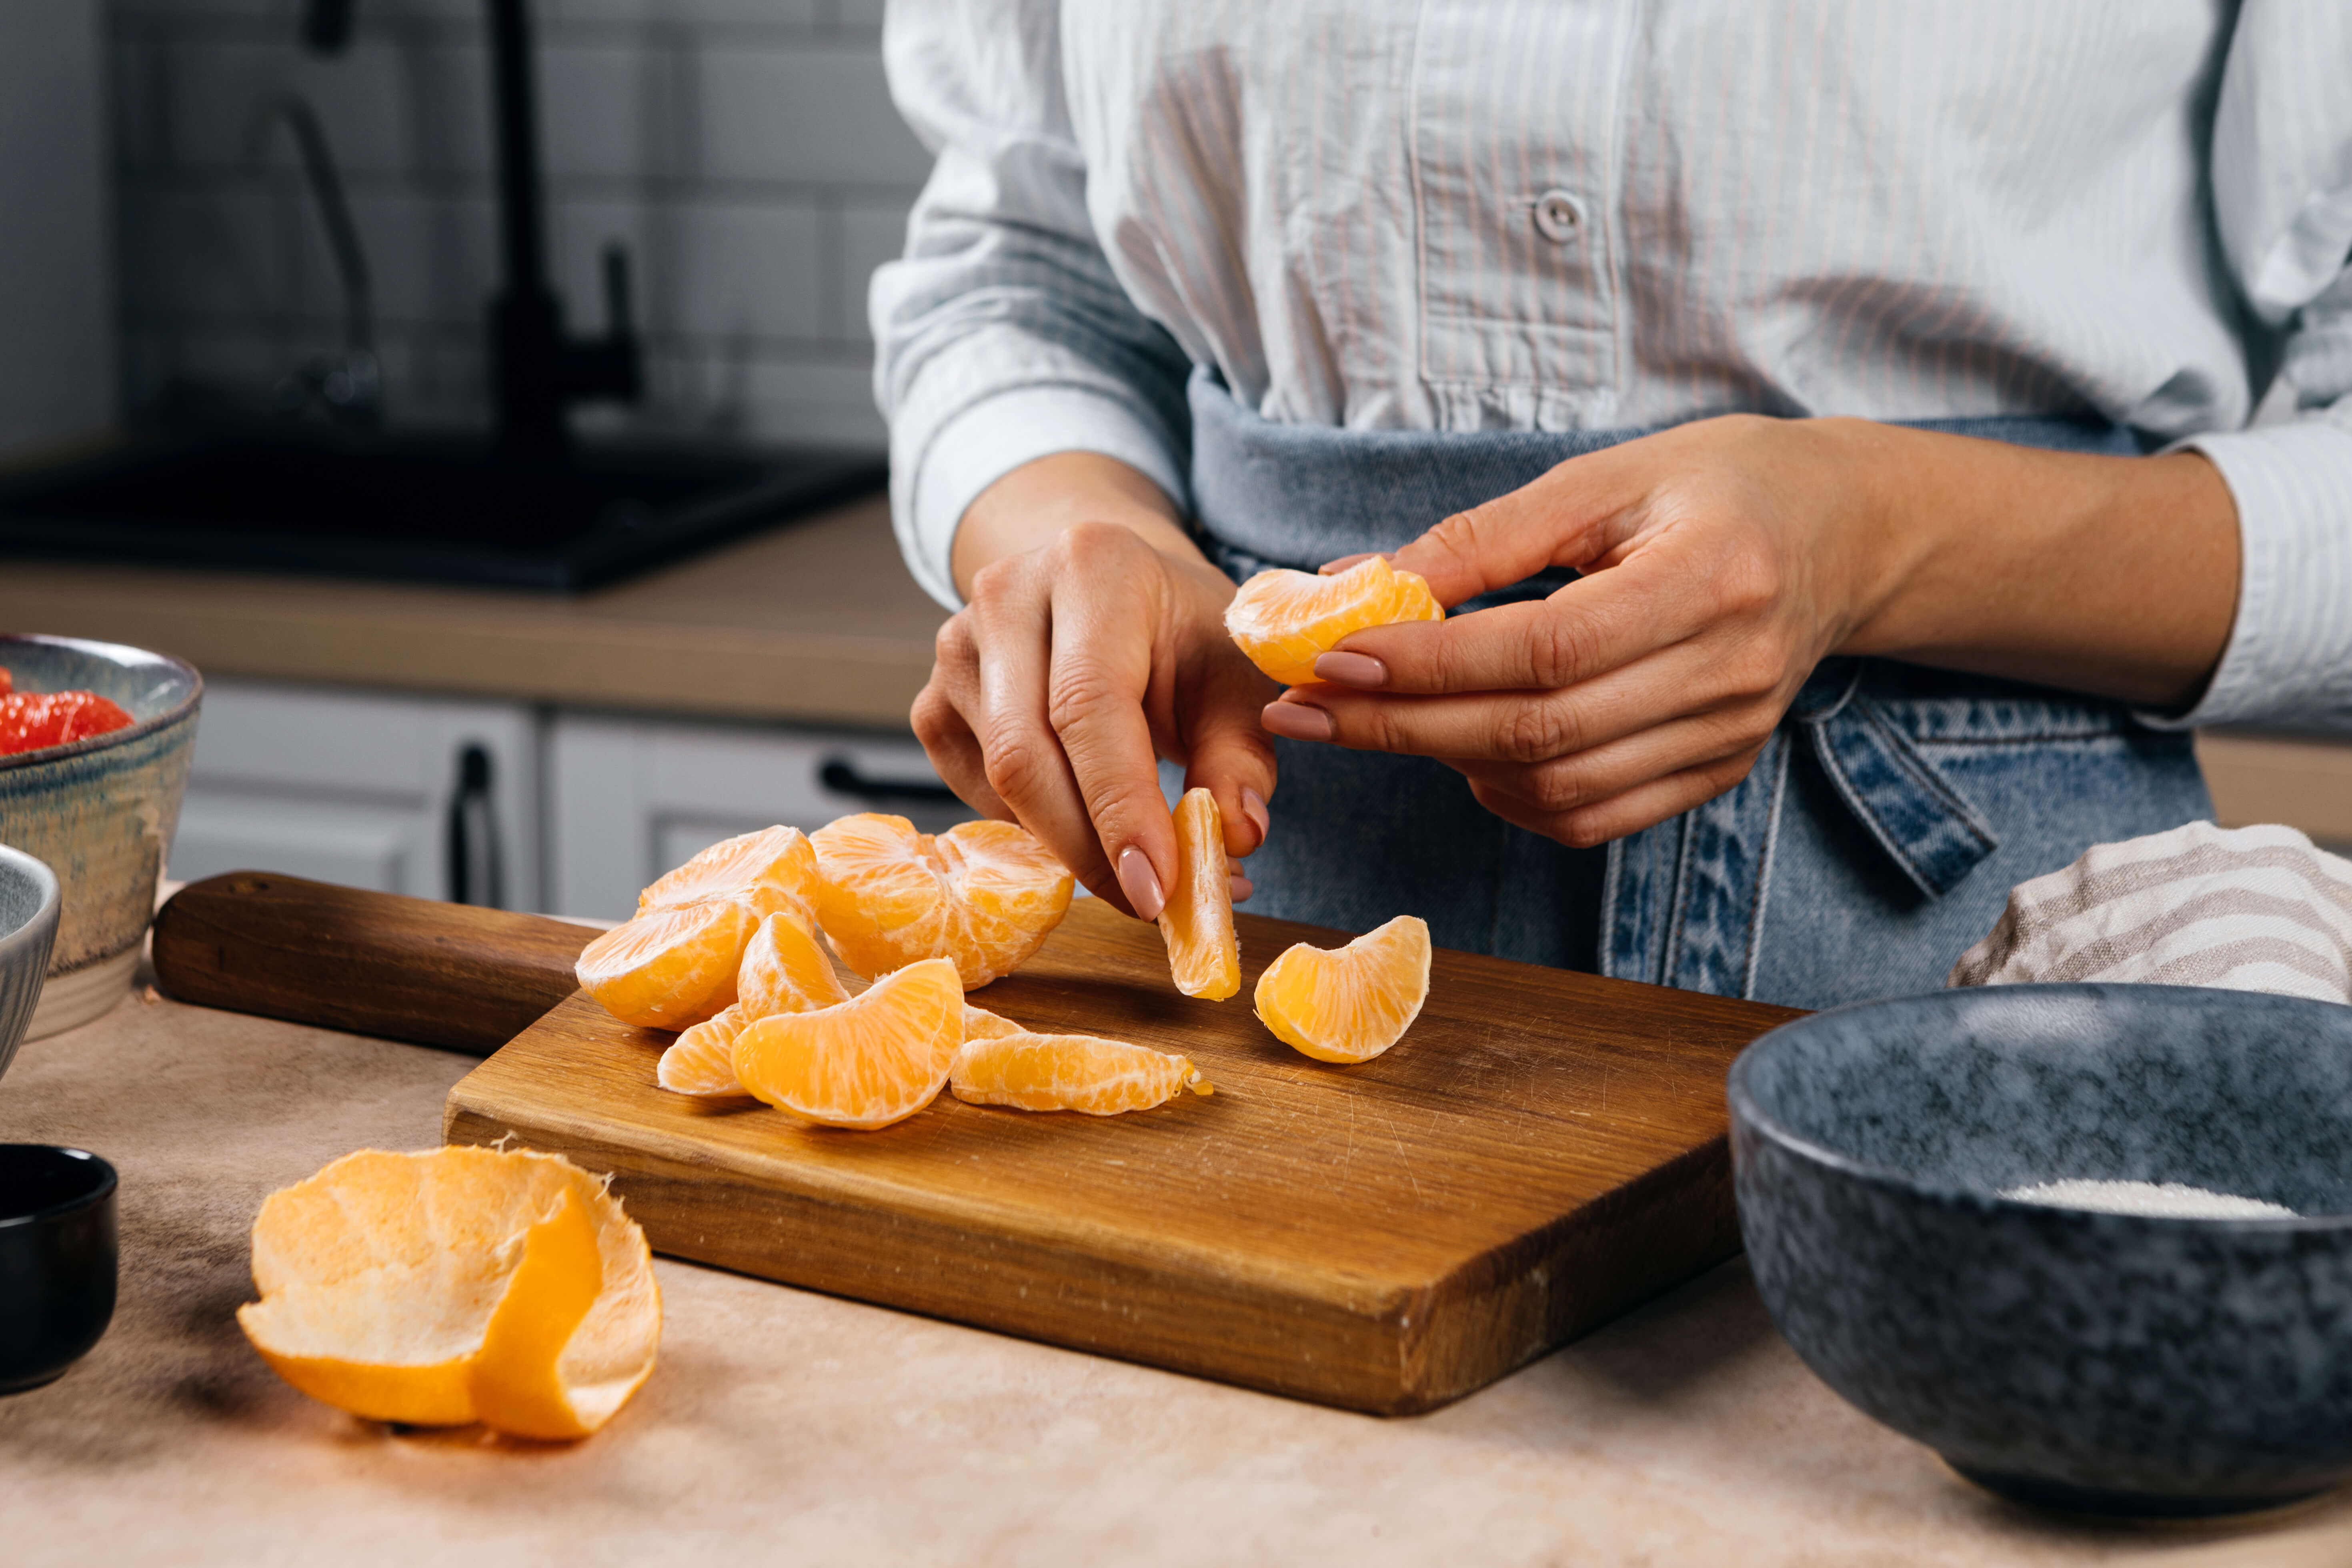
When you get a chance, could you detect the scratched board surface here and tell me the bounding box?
[445,897,1800,1414]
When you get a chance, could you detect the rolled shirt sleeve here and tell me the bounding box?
[2152,1,2352,733]
[872,0,1193,610]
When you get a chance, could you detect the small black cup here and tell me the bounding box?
[0,1145,118,1394]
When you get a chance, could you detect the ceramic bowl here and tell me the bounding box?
[0,634,201,1039]
[0,845,61,1083]
[0,1145,119,1393]
[1729,984,2352,1518]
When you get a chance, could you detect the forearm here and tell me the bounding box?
[1829,420,2240,711]
[951,451,1207,599]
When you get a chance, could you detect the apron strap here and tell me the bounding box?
[1789,659,2000,900]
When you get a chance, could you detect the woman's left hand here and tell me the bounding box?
[1256,414,2238,848]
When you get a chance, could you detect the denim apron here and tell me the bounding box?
[1186,370,2213,1011]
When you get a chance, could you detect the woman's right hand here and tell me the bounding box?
[910,452,1278,921]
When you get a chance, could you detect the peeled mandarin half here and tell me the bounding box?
[1223,555,1444,686]
[576,897,755,1030]
[732,956,964,1129]
[1253,914,1433,1064]
[236,1146,661,1440]
[639,824,820,926]
[950,1031,1212,1115]
[657,911,855,1095]
[811,814,1074,987]
[1159,787,1239,1000]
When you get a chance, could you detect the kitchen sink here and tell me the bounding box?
[0,430,885,591]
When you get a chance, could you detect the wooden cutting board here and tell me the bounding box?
[443,896,1802,1415]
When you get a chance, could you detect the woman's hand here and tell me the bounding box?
[913,453,1277,919]
[1260,415,2238,848]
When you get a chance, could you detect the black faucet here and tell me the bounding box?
[300,0,642,457]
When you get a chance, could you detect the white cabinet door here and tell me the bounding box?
[549,715,974,919]
[172,680,543,907]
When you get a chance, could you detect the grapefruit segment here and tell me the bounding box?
[236,1147,661,1439]
[575,898,754,1030]
[950,1031,1212,1115]
[733,956,963,1129]
[811,815,1073,987]
[1224,556,1443,686]
[1253,915,1432,1063]
[1159,787,1239,1000]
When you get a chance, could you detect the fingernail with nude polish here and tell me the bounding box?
[1117,846,1165,922]
[1260,701,1334,742]
[1313,651,1387,688]
[1229,874,1254,904]
[1240,787,1271,844]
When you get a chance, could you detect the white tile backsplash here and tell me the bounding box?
[696,41,929,187]
[109,0,921,449]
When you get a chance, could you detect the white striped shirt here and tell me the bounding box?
[870,0,2352,733]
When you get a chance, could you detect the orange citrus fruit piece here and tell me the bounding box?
[811,814,1074,987]
[1159,787,1239,999]
[1223,555,1444,686]
[657,1004,749,1095]
[639,824,820,925]
[737,908,852,1016]
[950,1030,1213,1115]
[575,897,755,1030]
[237,1147,661,1440]
[1253,914,1432,1063]
[963,1004,1024,1040]
[733,956,963,1129]
[658,911,855,1095]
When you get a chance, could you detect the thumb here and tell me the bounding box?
[1389,451,1631,607]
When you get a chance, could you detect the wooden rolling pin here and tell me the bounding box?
[151,873,599,1055]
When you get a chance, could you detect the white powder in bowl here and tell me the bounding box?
[1999,1178,2298,1219]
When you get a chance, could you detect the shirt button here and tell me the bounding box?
[1533,189,1585,243]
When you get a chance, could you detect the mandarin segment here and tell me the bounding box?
[639,825,820,925]
[1253,915,1432,1063]
[1223,555,1444,686]
[733,956,964,1129]
[576,898,754,1029]
[236,1147,661,1439]
[737,909,851,1016]
[1158,787,1239,1000]
[811,814,1074,987]
[658,1005,751,1095]
[658,913,855,1095]
[950,1031,1212,1115]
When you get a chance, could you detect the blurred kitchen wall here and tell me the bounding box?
[109,0,927,447]
[1,2,117,462]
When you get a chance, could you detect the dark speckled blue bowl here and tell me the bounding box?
[1729,984,2352,1518]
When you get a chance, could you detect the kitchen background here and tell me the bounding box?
[112,0,923,449]
[1,1,2343,923]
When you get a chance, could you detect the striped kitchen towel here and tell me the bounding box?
[1949,822,2352,1004]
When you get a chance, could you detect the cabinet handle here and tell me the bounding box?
[446,742,507,908]
[818,757,961,807]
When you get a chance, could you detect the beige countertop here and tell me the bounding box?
[0,495,947,730]
[4,984,2350,1566]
